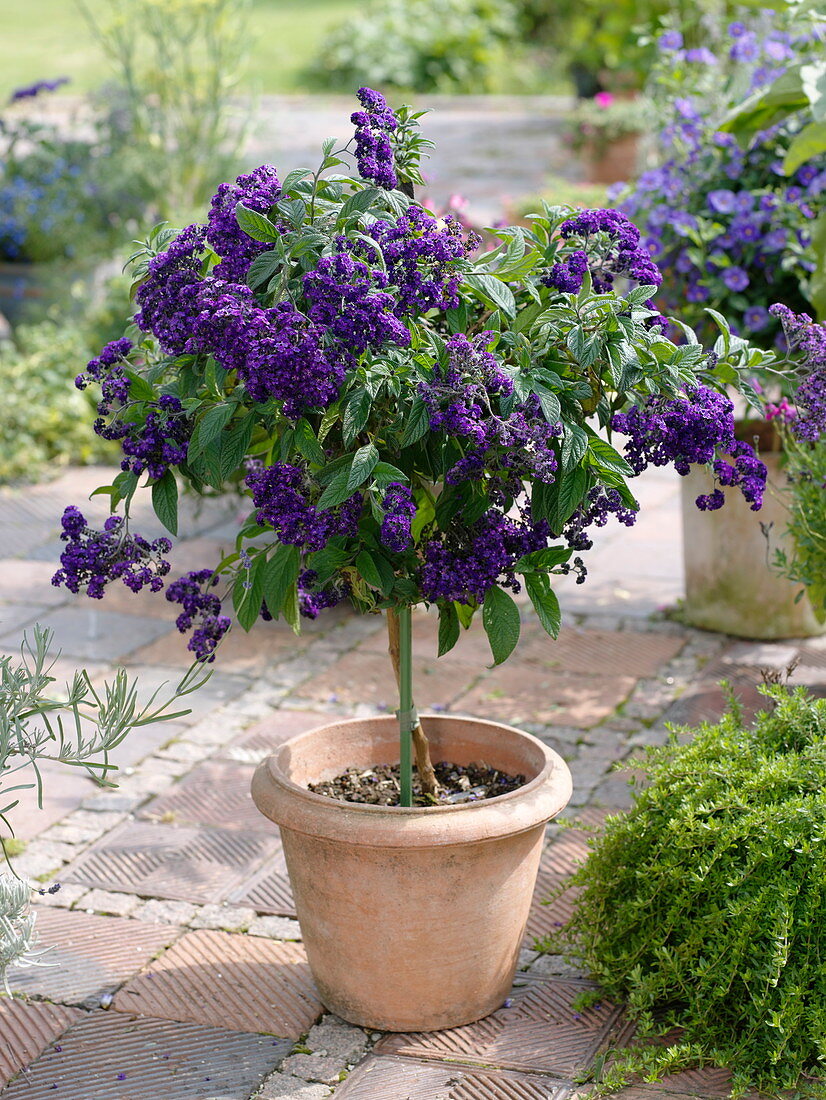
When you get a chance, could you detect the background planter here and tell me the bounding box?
[584,133,640,183]
[681,452,825,639]
[251,713,572,1032]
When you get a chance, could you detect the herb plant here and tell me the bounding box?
[56,89,773,806]
[0,625,206,989]
[556,685,826,1096]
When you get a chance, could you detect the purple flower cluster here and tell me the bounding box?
[52,507,171,598]
[362,205,479,316]
[296,569,348,620]
[119,394,189,480]
[771,304,826,442]
[421,507,550,604]
[246,462,361,552]
[351,87,398,190]
[420,333,561,486]
[616,19,824,346]
[10,77,69,102]
[206,165,283,283]
[542,250,588,294]
[380,483,416,552]
[612,385,767,510]
[195,287,349,418]
[165,569,230,662]
[303,248,410,354]
[563,486,638,551]
[134,224,208,355]
[75,338,133,415]
[559,209,663,293]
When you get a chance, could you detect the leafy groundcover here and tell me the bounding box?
[554,685,826,1097]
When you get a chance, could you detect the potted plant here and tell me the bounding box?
[563,92,648,184]
[53,88,770,1031]
[613,13,826,638]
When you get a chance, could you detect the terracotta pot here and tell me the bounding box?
[584,133,640,184]
[681,451,825,639]
[251,713,572,1032]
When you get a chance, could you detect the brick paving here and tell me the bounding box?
[1,461,825,1099]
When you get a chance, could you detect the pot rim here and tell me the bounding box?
[251,713,573,848]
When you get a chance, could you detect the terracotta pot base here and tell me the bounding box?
[251,714,573,1032]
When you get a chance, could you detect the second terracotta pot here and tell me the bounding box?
[251,714,572,1032]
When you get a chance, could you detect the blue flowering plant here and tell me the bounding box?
[56,89,774,805]
[616,13,825,354]
[0,78,145,264]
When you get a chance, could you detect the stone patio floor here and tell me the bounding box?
[1,463,824,1099]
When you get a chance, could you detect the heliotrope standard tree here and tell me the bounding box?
[56,88,775,805]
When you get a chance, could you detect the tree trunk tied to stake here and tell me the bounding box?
[386,608,440,803]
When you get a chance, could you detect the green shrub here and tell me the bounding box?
[558,686,826,1095]
[317,0,518,93]
[0,283,130,484]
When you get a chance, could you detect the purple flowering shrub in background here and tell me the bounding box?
[762,307,826,619]
[614,11,824,352]
[55,88,773,667]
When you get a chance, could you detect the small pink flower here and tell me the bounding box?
[595,92,615,108]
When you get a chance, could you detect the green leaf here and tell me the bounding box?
[561,424,589,471]
[355,550,395,595]
[109,469,138,511]
[122,369,155,402]
[316,462,355,510]
[188,404,234,462]
[784,120,826,173]
[318,402,341,444]
[411,493,435,543]
[294,419,326,465]
[276,197,306,228]
[346,443,379,494]
[525,572,562,639]
[553,466,590,529]
[482,587,521,666]
[464,273,517,319]
[233,553,266,631]
[342,390,372,447]
[220,415,254,481]
[151,471,178,536]
[281,168,311,193]
[810,210,826,320]
[586,437,634,478]
[235,203,281,243]
[282,581,300,633]
[339,188,381,220]
[438,602,460,657]
[262,544,300,618]
[246,251,282,289]
[400,396,430,447]
[515,546,572,573]
[372,461,408,490]
[455,600,476,629]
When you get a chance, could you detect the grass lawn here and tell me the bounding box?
[0,0,360,97]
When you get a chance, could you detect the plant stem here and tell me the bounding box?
[386,608,440,804]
